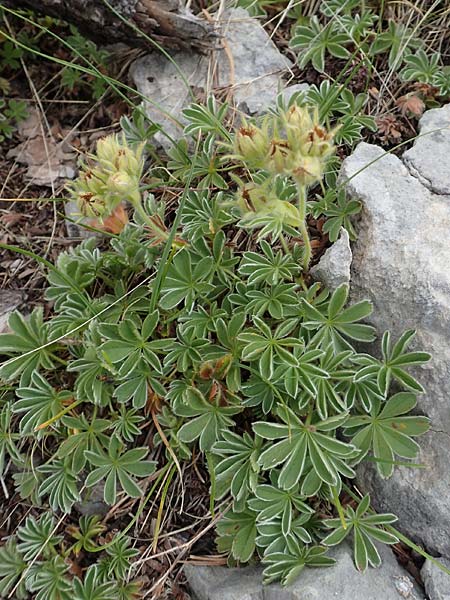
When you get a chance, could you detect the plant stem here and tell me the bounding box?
[297,183,311,271]
[131,198,169,242]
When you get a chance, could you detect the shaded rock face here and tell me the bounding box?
[130,8,307,149]
[185,543,421,600]
[340,103,450,557]
[422,557,450,600]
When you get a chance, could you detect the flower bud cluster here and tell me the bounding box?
[232,106,336,187]
[68,134,145,219]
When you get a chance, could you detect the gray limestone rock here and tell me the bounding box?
[310,227,352,291]
[130,8,300,150]
[403,104,450,195]
[185,543,422,600]
[422,558,450,600]
[339,103,450,558]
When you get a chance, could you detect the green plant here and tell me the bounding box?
[0,98,28,141]
[0,98,433,594]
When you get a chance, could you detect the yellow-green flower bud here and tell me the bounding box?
[292,155,324,186]
[96,134,121,165]
[267,139,290,174]
[107,172,136,194]
[285,105,314,132]
[233,123,269,165]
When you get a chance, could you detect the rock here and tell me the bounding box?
[64,200,97,239]
[403,104,450,195]
[0,290,23,334]
[340,103,450,557]
[184,564,263,600]
[422,557,450,600]
[185,543,422,600]
[310,227,352,291]
[74,480,108,517]
[130,8,301,150]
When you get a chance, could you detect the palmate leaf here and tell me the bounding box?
[342,392,430,478]
[256,513,313,556]
[302,284,375,352]
[68,347,113,407]
[262,544,335,586]
[164,326,210,372]
[175,387,242,451]
[17,513,63,561]
[216,507,257,563]
[244,284,299,319]
[238,317,300,380]
[58,413,110,473]
[273,347,327,400]
[241,372,282,415]
[370,20,421,68]
[37,459,80,513]
[239,241,299,286]
[113,362,166,409]
[182,94,229,138]
[26,556,72,600]
[248,481,313,537]
[98,311,164,377]
[13,371,73,435]
[159,249,214,310]
[104,536,140,580]
[322,493,398,572]
[254,405,358,489]
[212,430,262,506]
[73,567,117,600]
[85,436,156,505]
[0,308,59,384]
[353,329,431,396]
[180,190,235,242]
[0,401,22,476]
[290,17,350,72]
[0,540,27,599]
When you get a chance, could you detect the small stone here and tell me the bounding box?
[74,481,108,517]
[0,290,22,334]
[421,557,450,600]
[310,227,352,291]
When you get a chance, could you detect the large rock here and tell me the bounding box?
[422,557,450,600]
[185,543,422,599]
[130,8,306,149]
[340,103,450,557]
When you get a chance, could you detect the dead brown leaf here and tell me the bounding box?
[396,94,425,118]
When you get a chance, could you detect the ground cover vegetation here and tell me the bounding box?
[0,0,448,597]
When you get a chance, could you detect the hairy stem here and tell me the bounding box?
[297,183,311,270]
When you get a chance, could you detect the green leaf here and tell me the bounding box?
[85,436,156,505]
[0,308,59,384]
[343,393,430,478]
[323,494,398,572]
